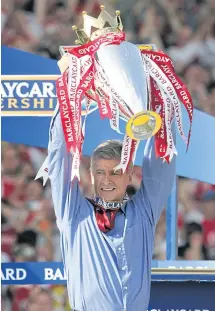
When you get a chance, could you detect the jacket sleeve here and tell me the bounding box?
[47,108,86,229]
[132,135,176,226]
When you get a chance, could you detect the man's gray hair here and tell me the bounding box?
[90,140,123,170]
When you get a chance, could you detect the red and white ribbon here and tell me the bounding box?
[114,134,133,173]
[94,73,112,119]
[141,49,193,161]
[54,33,193,183]
[56,32,126,181]
[150,79,167,159]
[56,71,76,153]
[94,60,132,120]
[109,96,122,134]
[160,88,177,162]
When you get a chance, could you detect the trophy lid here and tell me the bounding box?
[58,4,158,55]
[67,5,123,46]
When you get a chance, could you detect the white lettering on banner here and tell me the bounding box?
[44,268,66,280]
[1,82,18,97]
[1,82,56,98]
[1,268,27,280]
[9,82,28,97]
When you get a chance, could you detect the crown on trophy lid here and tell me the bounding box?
[72,5,123,45]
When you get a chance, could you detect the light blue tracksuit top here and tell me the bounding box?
[48,109,175,311]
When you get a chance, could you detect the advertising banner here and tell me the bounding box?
[1,263,215,310]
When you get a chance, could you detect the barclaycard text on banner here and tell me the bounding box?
[1,262,215,285]
[1,75,97,117]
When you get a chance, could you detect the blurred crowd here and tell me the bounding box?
[1,0,215,310]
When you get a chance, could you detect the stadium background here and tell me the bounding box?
[1,0,215,310]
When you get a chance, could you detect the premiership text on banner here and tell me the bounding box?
[1,75,97,117]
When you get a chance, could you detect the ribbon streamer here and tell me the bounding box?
[141,50,193,162]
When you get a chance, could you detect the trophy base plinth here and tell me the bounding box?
[126,111,161,140]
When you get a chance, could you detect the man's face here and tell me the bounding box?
[92,157,132,202]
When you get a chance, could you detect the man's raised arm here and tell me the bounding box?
[47,108,85,229]
[133,135,176,226]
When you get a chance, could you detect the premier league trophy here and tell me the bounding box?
[36,5,193,183]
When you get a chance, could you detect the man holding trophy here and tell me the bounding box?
[38,5,193,311]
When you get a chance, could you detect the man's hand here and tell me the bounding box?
[58,54,69,74]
